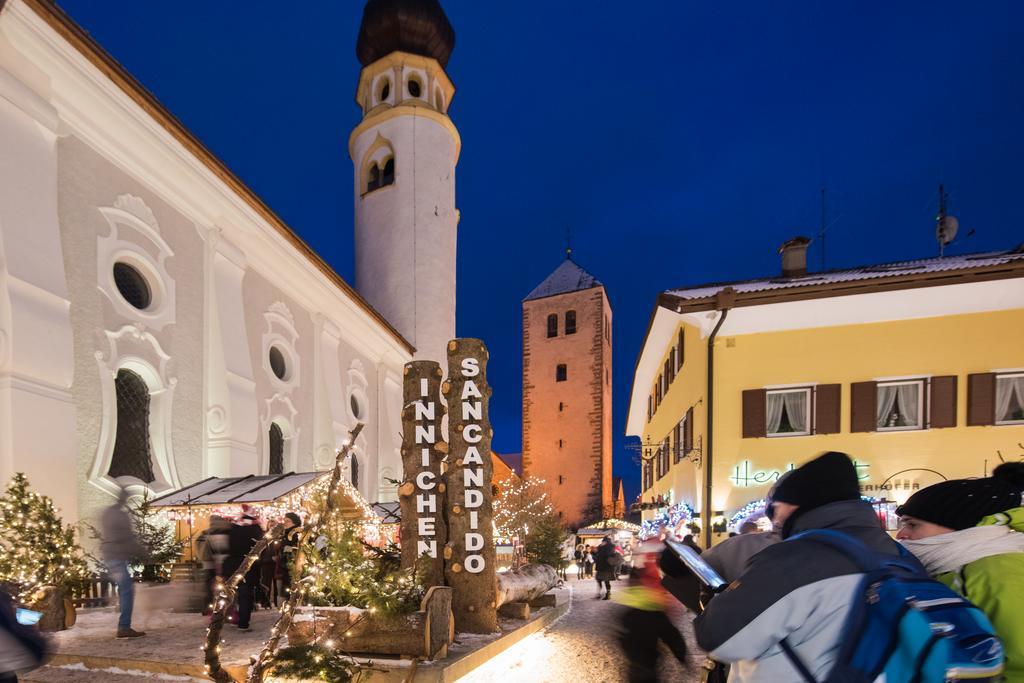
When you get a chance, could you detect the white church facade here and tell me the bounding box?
[0,0,459,524]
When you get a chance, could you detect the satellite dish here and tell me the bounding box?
[937,215,959,246]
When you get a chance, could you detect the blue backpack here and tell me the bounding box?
[780,529,1004,683]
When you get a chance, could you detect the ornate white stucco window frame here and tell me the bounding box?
[97,195,176,331]
[346,358,370,424]
[260,394,299,475]
[90,324,180,499]
[262,302,300,392]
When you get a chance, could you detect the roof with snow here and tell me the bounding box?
[150,472,326,507]
[525,258,603,301]
[663,245,1024,308]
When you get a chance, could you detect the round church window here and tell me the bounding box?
[113,262,152,310]
[350,393,362,419]
[269,346,288,380]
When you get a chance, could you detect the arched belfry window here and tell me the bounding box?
[365,159,395,194]
[351,455,360,491]
[547,314,558,338]
[367,164,381,193]
[109,369,155,483]
[269,423,284,475]
[565,310,577,335]
[362,134,396,195]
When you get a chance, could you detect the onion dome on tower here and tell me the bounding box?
[356,0,455,67]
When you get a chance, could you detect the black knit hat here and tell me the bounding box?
[772,451,862,512]
[895,462,1024,531]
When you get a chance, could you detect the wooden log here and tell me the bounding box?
[286,587,453,659]
[287,607,356,647]
[495,564,558,608]
[528,594,557,609]
[29,586,66,632]
[497,601,530,620]
[400,361,447,589]
[422,586,453,659]
[444,339,498,634]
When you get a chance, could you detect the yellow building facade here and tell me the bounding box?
[626,246,1024,546]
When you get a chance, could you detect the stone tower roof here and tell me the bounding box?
[525,258,603,302]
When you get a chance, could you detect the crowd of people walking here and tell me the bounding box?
[603,451,1024,683]
[196,505,303,632]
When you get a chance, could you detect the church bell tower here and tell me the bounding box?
[351,0,459,364]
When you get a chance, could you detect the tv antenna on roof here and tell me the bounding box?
[936,184,958,257]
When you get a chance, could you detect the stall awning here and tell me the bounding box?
[370,501,401,525]
[150,472,327,507]
[577,519,641,537]
[149,471,380,522]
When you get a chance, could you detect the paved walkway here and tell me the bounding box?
[25,577,706,681]
[454,577,704,683]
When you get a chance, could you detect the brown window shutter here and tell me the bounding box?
[742,389,767,438]
[967,373,996,426]
[929,376,958,428]
[684,407,694,451]
[815,384,841,434]
[850,381,878,432]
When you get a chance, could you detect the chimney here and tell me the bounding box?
[779,236,812,277]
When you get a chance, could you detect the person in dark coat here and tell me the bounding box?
[221,506,264,631]
[616,538,690,682]
[0,589,48,682]
[695,452,904,682]
[594,536,623,600]
[582,546,594,578]
[100,489,146,638]
[278,513,302,598]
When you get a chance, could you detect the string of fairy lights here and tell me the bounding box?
[492,477,554,544]
[638,500,695,540]
[202,424,365,683]
[245,423,367,683]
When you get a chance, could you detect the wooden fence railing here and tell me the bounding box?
[72,576,117,609]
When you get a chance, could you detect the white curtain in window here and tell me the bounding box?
[766,393,785,434]
[783,391,808,433]
[996,376,1024,422]
[896,383,920,427]
[877,385,899,428]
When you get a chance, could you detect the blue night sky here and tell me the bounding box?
[57,1,1024,505]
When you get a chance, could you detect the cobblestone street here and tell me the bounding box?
[455,578,704,683]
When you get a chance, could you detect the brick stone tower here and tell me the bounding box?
[522,256,612,527]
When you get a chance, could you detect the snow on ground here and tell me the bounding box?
[24,663,206,682]
[455,577,705,683]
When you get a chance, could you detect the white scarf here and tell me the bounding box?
[900,524,1024,576]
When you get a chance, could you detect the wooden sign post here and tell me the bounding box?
[399,361,448,589]
[443,338,498,633]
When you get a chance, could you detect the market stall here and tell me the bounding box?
[150,471,392,560]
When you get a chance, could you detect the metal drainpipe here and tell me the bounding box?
[703,304,730,548]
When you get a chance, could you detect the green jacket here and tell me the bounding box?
[935,507,1024,683]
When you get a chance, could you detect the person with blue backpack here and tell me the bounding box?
[897,462,1024,682]
[694,451,1005,683]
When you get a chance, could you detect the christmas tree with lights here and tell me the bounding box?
[493,476,554,543]
[0,473,90,600]
[302,520,425,616]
